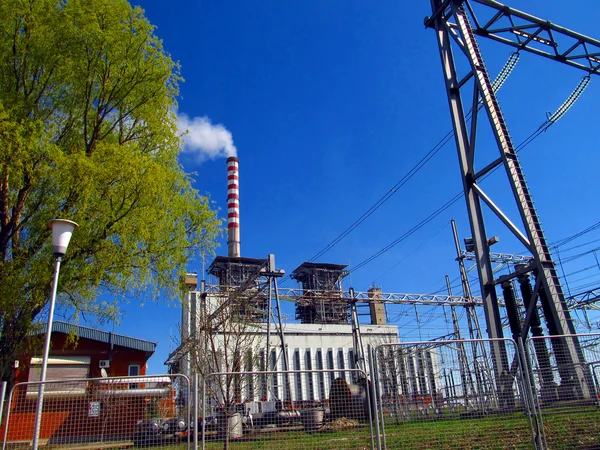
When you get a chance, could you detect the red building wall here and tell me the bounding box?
[1,332,157,444]
[13,333,150,382]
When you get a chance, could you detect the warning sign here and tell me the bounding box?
[88,401,101,417]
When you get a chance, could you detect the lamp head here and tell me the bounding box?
[48,219,79,257]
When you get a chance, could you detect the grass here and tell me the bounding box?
[33,409,600,450]
[197,409,600,450]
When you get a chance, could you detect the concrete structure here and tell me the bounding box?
[368,286,386,325]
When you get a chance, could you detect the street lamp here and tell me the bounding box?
[32,219,78,450]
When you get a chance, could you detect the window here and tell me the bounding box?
[128,365,140,376]
[294,350,303,401]
[327,350,335,384]
[305,350,314,401]
[128,365,140,389]
[269,350,278,399]
[338,350,346,380]
[316,350,325,400]
[27,356,90,398]
[258,349,268,400]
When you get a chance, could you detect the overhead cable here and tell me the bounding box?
[349,80,591,276]
[304,52,521,265]
[551,220,600,249]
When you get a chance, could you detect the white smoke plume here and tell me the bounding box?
[177,113,237,161]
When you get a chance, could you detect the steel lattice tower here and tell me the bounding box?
[427,0,600,401]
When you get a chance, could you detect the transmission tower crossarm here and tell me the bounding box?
[429,0,600,75]
[461,250,533,264]
[567,288,600,311]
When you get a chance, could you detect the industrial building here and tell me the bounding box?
[165,156,448,407]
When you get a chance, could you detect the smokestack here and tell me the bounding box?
[227,156,241,257]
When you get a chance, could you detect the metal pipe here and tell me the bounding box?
[265,277,272,401]
[32,256,62,450]
[446,275,473,408]
[0,381,6,431]
[193,373,198,450]
[516,338,546,450]
[2,384,18,450]
[451,220,491,409]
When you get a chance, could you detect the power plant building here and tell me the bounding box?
[166,156,441,406]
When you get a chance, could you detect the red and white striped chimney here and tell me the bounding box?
[227,156,241,257]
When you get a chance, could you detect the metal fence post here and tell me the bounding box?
[368,346,382,450]
[201,375,207,450]
[0,381,6,430]
[193,373,199,450]
[516,338,546,450]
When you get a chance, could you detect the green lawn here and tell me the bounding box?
[38,409,600,450]
[197,409,599,450]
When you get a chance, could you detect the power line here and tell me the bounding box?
[551,220,600,249]
[306,131,454,264]
[348,131,542,275]
[348,193,463,274]
[303,53,522,266]
[373,221,450,284]
[561,245,600,264]
[347,74,592,277]
[554,237,600,254]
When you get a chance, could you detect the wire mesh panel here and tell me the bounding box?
[200,369,375,450]
[374,339,537,449]
[527,334,600,449]
[1,374,191,450]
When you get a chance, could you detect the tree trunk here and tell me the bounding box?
[0,314,35,426]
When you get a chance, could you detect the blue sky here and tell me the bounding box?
[101,0,600,373]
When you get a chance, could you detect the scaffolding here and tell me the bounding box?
[207,256,268,321]
[291,262,349,324]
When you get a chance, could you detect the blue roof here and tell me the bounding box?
[39,321,157,353]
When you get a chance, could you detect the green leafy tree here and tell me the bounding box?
[0,0,221,385]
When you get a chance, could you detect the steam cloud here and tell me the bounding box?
[177,113,237,161]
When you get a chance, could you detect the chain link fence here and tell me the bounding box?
[527,333,600,449]
[3,337,600,449]
[373,338,539,449]
[199,369,376,450]
[1,374,190,450]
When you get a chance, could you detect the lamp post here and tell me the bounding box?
[32,219,78,450]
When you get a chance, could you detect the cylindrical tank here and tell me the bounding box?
[300,408,324,432]
[216,410,243,440]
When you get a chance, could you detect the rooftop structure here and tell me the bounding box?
[291,262,349,325]
[207,255,269,321]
